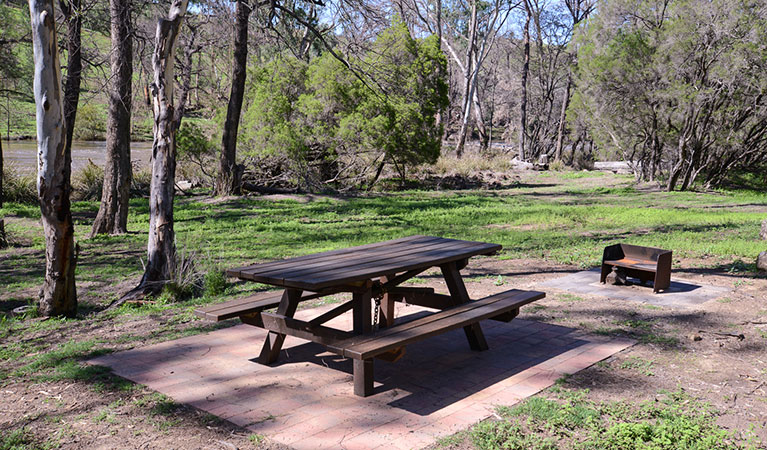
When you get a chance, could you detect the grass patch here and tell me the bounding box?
[475,388,757,449]
[619,356,655,376]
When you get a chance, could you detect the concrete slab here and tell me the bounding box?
[539,268,730,308]
[89,303,634,449]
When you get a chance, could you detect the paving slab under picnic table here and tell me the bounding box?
[89,302,634,450]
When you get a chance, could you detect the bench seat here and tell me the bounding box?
[328,288,545,396]
[600,243,672,293]
[194,291,283,321]
[603,259,658,272]
[329,289,544,360]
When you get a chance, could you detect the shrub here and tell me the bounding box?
[159,248,204,302]
[71,160,104,201]
[2,166,36,204]
[177,123,216,187]
[203,269,227,297]
[72,103,107,141]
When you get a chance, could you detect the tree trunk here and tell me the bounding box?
[454,0,477,158]
[141,0,189,285]
[1,131,3,208]
[518,0,531,161]
[472,92,488,152]
[92,0,133,236]
[61,0,82,154]
[216,0,250,196]
[554,74,571,161]
[29,0,77,317]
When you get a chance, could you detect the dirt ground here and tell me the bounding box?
[2,253,766,449]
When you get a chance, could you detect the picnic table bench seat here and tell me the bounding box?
[600,243,672,293]
[328,288,545,396]
[194,291,284,321]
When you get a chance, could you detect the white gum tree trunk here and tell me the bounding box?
[142,0,189,285]
[29,0,78,317]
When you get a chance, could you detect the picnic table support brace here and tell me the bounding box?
[441,262,489,351]
[258,288,302,364]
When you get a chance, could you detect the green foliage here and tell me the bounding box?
[471,420,557,450]
[482,389,748,450]
[0,427,36,450]
[72,103,107,141]
[238,20,448,189]
[571,0,767,190]
[203,270,227,297]
[177,122,214,160]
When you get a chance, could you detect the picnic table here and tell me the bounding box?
[196,235,545,396]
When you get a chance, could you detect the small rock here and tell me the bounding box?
[689,334,702,342]
[606,267,629,285]
[757,251,767,272]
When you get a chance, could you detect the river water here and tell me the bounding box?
[2,140,153,175]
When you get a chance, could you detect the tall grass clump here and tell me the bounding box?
[2,166,37,204]
[71,161,104,201]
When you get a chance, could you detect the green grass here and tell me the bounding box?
[1,173,765,300]
[471,388,758,449]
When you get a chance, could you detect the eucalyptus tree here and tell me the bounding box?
[29,0,78,316]
[92,0,133,236]
[572,0,767,190]
[134,0,190,293]
[411,0,517,156]
[553,0,593,161]
[216,0,251,196]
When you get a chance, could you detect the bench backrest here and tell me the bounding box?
[603,243,671,263]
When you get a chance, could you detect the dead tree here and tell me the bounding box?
[216,0,251,196]
[29,0,78,317]
[92,0,133,236]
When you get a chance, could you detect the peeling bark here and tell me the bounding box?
[141,0,189,285]
[29,0,77,317]
[92,0,133,236]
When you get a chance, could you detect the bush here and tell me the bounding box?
[203,270,227,297]
[2,166,37,204]
[72,103,106,141]
[71,161,104,201]
[177,123,216,187]
[159,248,204,302]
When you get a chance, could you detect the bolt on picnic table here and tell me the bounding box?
[195,235,546,397]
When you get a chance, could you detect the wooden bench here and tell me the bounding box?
[194,291,284,321]
[325,288,545,397]
[600,243,672,293]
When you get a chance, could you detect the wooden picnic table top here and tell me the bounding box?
[226,235,502,291]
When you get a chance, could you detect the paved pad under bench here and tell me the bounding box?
[89,303,634,450]
[540,268,730,308]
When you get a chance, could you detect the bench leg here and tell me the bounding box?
[353,359,374,397]
[600,264,612,284]
[258,289,301,364]
[441,262,489,352]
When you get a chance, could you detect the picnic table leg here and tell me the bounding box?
[440,262,489,351]
[258,288,302,364]
[354,359,374,397]
[352,288,373,334]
